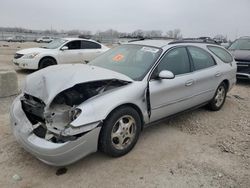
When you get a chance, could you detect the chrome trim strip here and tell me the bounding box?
[236,73,250,78]
[237,64,249,67]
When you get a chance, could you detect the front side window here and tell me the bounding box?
[156,47,191,76]
[81,41,101,49]
[188,46,216,71]
[65,40,81,50]
[207,46,233,63]
[89,44,162,80]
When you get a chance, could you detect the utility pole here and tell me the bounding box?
[50,25,52,36]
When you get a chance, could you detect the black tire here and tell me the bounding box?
[39,57,56,69]
[207,82,227,111]
[99,106,141,157]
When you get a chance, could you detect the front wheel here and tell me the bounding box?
[99,107,141,157]
[39,58,56,69]
[208,82,227,111]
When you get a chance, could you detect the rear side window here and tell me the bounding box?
[188,46,216,71]
[81,41,101,49]
[207,46,233,63]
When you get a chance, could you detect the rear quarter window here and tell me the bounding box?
[207,46,233,63]
[187,46,216,71]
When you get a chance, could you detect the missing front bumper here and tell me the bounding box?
[10,96,101,166]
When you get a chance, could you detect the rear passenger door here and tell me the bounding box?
[187,46,221,104]
[80,41,103,63]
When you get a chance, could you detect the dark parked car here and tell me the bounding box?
[228,36,250,80]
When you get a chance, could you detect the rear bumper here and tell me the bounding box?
[10,96,101,166]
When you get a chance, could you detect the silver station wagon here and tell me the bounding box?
[10,39,237,166]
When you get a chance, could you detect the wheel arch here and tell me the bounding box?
[38,56,57,68]
[103,103,145,131]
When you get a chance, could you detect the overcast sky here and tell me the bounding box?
[1,0,250,39]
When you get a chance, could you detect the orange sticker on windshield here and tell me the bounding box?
[112,54,124,62]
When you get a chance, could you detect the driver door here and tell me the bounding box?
[149,47,196,122]
[58,40,82,64]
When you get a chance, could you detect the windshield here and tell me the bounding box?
[229,39,250,50]
[89,44,162,80]
[41,38,67,49]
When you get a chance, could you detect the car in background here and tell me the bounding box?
[220,42,231,48]
[7,35,25,42]
[10,39,236,166]
[36,36,53,43]
[228,36,250,80]
[12,38,110,69]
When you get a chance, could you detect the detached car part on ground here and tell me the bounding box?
[12,38,109,70]
[228,36,250,80]
[10,40,237,166]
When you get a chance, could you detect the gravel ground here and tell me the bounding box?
[0,42,249,188]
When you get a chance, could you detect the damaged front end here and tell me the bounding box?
[20,79,130,144]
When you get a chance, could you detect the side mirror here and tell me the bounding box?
[158,70,175,79]
[61,46,68,51]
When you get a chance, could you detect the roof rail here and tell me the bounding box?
[128,37,174,43]
[168,39,219,45]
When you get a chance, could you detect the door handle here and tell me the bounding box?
[185,79,194,86]
[215,72,222,77]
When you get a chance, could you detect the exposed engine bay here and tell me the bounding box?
[21,79,130,143]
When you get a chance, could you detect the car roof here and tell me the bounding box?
[129,39,173,48]
[62,37,98,43]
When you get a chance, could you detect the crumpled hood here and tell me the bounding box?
[230,50,250,61]
[23,64,133,105]
[16,47,51,54]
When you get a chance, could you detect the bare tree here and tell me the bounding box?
[131,29,144,38]
[144,30,163,38]
[166,29,182,39]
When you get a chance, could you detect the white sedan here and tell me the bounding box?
[36,36,53,43]
[12,38,109,69]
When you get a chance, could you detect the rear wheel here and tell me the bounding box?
[39,57,56,69]
[208,82,227,111]
[99,107,141,157]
